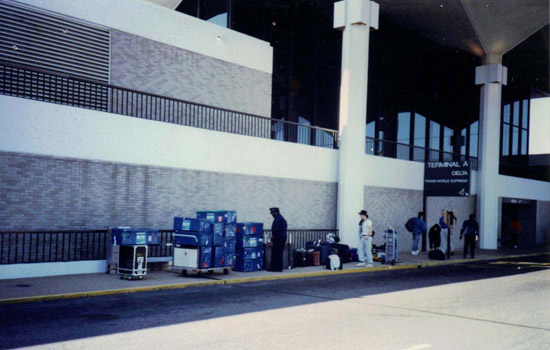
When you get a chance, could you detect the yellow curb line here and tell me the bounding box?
[2,251,548,305]
[0,280,224,305]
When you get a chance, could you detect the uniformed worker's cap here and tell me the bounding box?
[269,207,280,214]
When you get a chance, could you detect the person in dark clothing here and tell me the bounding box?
[428,224,441,250]
[460,214,479,258]
[268,207,287,272]
[410,212,427,255]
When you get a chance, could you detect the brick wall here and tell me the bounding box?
[110,30,272,119]
[363,186,423,251]
[0,152,336,231]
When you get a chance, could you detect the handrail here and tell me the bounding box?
[0,61,340,139]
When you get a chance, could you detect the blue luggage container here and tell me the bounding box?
[236,222,264,236]
[173,217,211,233]
[236,234,264,248]
[236,246,264,260]
[197,210,237,224]
[199,247,212,269]
[223,237,236,252]
[111,228,159,245]
[225,253,235,267]
[213,246,226,267]
[173,232,212,247]
[233,258,263,272]
[211,222,224,246]
[224,223,237,237]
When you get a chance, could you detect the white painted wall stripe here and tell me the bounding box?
[16,0,273,74]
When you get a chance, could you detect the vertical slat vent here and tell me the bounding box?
[0,0,110,83]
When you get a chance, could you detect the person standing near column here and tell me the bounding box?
[411,212,427,255]
[460,214,479,258]
[268,207,287,272]
[356,210,373,267]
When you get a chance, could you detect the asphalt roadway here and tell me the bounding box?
[1,254,549,350]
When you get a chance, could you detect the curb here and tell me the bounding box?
[2,251,548,305]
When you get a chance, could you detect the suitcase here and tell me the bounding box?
[293,249,306,267]
[349,248,359,262]
[311,251,320,266]
[428,249,446,260]
[314,245,329,265]
[325,254,343,270]
[305,250,313,266]
[334,243,350,263]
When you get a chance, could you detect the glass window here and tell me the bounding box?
[528,95,550,155]
[414,113,426,148]
[443,126,453,154]
[429,121,440,150]
[512,126,519,155]
[521,130,528,154]
[460,128,466,155]
[397,112,410,144]
[513,101,520,126]
[502,124,509,156]
[522,99,529,129]
[366,121,375,138]
[200,0,228,27]
[503,104,510,123]
[469,121,478,157]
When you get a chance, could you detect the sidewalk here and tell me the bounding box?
[1,247,548,304]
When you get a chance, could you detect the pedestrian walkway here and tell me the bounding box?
[1,247,548,304]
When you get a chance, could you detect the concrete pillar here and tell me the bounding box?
[475,59,507,249]
[334,0,379,245]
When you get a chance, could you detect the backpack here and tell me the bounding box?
[405,218,415,233]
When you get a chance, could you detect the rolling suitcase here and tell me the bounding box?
[334,243,350,263]
[293,249,306,267]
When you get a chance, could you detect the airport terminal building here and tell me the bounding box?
[0,0,548,278]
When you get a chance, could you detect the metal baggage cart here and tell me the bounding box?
[117,245,148,280]
[172,233,230,276]
[384,227,398,265]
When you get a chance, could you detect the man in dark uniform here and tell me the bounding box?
[460,214,480,258]
[268,207,287,272]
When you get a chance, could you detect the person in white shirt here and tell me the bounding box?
[357,210,374,267]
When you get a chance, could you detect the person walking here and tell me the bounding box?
[460,214,479,258]
[268,207,287,272]
[410,211,427,255]
[357,210,374,267]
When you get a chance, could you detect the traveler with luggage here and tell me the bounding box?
[357,210,374,267]
[460,214,479,259]
[268,207,287,272]
[405,212,426,256]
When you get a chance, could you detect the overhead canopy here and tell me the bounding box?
[374,0,549,59]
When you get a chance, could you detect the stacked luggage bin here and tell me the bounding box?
[172,210,237,276]
[234,222,264,272]
[110,228,159,280]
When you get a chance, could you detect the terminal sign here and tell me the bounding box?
[424,160,470,197]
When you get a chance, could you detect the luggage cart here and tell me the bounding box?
[118,245,148,280]
[172,233,230,276]
[384,227,398,265]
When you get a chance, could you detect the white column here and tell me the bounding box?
[334,0,379,245]
[475,60,507,249]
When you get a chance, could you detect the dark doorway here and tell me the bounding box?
[501,199,537,248]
